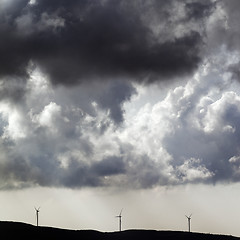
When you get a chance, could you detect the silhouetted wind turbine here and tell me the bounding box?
[116,209,123,231]
[35,207,40,226]
[185,214,192,232]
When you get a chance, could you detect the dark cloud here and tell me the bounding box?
[0,0,204,86]
[228,62,240,82]
[97,81,136,124]
[0,0,208,128]
[0,132,120,189]
[91,156,126,177]
[0,77,27,103]
[53,80,136,124]
[185,1,216,21]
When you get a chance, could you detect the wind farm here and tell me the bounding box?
[0,202,238,240]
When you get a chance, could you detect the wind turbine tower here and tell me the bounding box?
[116,209,123,232]
[185,214,192,232]
[35,207,40,226]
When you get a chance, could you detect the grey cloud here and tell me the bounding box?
[0,77,27,103]
[61,159,100,188]
[185,1,216,21]
[0,0,205,87]
[206,0,240,58]
[228,62,240,82]
[91,156,126,177]
[0,142,60,189]
[163,126,235,184]
[126,155,164,189]
[41,155,126,188]
[53,80,136,125]
[163,87,240,184]
[0,81,129,189]
[97,81,136,124]
[0,131,124,189]
[61,155,126,188]
[221,0,240,49]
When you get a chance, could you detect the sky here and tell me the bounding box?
[1,0,240,236]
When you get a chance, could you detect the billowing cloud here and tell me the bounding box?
[1,0,240,190]
[1,59,240,189]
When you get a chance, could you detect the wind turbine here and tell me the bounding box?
[35,207,40,226]
[116,209,123,232]
[185,214,192,232]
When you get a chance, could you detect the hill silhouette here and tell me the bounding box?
[0,221,239,240]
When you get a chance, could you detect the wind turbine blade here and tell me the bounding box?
[189,214,192,218]
[34,206,41,211]
[120,208,123,216]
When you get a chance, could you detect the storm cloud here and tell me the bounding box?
[1,0,240,190]
[0,0,204,86]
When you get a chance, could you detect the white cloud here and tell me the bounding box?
[229,155,240,164]
[200,91,240,133]
[176,158,214,182]
[0,103,27,140]
[28,0,36,5]
[33,102,62,130]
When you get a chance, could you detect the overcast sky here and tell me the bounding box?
[1,0,240,236]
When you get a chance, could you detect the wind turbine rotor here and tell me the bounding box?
[34,206,40,226]
[116,209,123,232]
[35,206,40,212]
[185,213,192,232]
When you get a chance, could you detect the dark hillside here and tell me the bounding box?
[0,221,239,240]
